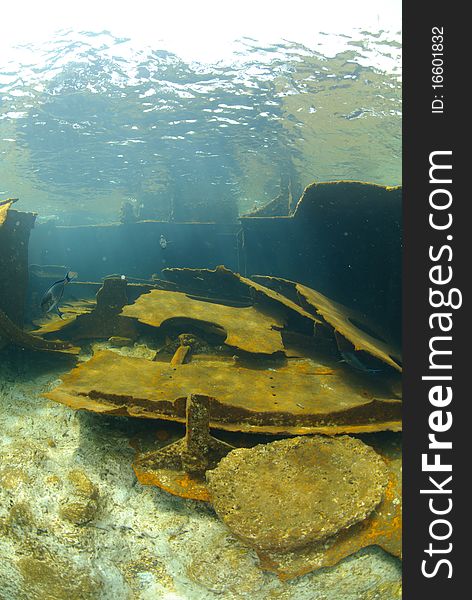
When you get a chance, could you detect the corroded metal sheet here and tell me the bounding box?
[0,198,18,226]
[0,201,36,326]
[134,459,212,501]
[0,307,79,355]
[298,283,402,371]
[121,288,286,355]
[163,266,321,332]
[0,202,11,226]
[44,350,401,435]
[253,276,402,372]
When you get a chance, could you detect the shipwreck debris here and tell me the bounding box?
[121,287,286,355]
[252,275,402,372]
[0,197,19,221]
[0,307,79,355]
[206,436,389,552]
[255,435,402,579]
[169,334,194,365]
[0,198,36,327]
[133,394,235,501]
[163,265,320,336]
[0,199,79,355]
[34,264,402,576]
[32,276,138,342]
[240,182,401,343]
[43,350,401,434]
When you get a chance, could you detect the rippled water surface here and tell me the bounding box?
[0,29,401,223]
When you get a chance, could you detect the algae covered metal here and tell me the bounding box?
[254,435,402,579]
[43,267,402,436]
[34,265,403,577]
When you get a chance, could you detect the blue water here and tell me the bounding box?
[0,29,401,224]
[0,24,403,598]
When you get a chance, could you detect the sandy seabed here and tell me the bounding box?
[0,350,401,600]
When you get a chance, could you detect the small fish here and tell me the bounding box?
[40,271,77,319]
[334,331,382,374]
[338,351,382,374]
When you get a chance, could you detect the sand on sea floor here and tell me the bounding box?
[0,350,401,600]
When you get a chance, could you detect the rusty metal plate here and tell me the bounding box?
[163,266,321,332]
[121,288,286,355]
[253,276,402,372]
[44,350,401,435]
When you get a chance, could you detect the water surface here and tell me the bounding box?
[1,29,401,223]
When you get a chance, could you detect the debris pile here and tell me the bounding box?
[34,265,402,577]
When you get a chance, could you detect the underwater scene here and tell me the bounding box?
[1,4,402,600]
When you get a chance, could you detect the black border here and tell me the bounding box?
[403,2,466,596]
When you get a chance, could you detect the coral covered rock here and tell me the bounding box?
[206,435,388,552]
